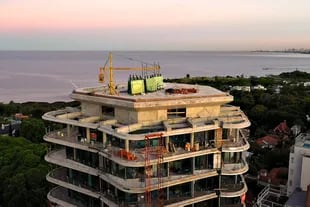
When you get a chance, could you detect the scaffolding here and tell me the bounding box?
[144,133,164,207]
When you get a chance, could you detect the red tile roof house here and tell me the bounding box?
[256,135,280,148]
[256,120,291,148]
[273,120,291,136]
[258,168,288,186]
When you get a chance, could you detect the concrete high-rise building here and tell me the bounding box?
[43,62,250,207]
[287,133,310,196]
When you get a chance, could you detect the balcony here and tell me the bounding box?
[100,144,219,167]
[220,175,247,197]
[100,169,218,193]
[43,108,110,129]
[47,186,86,207]
[45,149,98,176]
[221,136,250,152]
[47,167,100,199]
[44,130,104,153]
[164,191,217,207]
[219,105,250,129]
[107,117,219,140]
[221,158,248,175]
[99,185,217,207]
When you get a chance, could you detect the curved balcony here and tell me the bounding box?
[44,130,103,153]
[100,169,218,194]
[99,145,219,168]
[112,117,219,140]
[47,167,100,199]
[42,108,103,129]
[221,158,248,175]
[219,105,250,129]
[164,191,217,207]
[99,186,217,207]
[221,136,250,152]
[220,175,247,198]
[45,149,98,176]
[47,186,85,207]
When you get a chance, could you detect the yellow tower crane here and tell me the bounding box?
[98,52,160,95]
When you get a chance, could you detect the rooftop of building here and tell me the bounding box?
[285,188,307,207]
[294,133,310,149]
[273,120,291,135]
[73,82,231,102]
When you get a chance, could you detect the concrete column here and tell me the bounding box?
[167,162,170,177]
[165,136,169,151]
[86,128,90,143]
[125,139,129,151]
[67,124,71,137]
[99,155,103,170]
[73,148,76,160]
[192,157,195,174]
[167,187,170,200]
[190,133,194,148]
[191,181,195,197]
[103,132,107,146]
[215,128,222,148]
[236,129,240,141]
[236,152,240,162]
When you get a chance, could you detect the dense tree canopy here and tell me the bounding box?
[20,118,46,143]
[0,101,79,118]
[0,136,49,207]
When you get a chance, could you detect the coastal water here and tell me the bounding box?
[1,51,310,103]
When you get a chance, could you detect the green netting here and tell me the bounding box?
[130,80,145,95]
[145,77,157,92]
[155,76,164,89]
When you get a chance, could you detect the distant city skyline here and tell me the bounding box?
[1,0,310,50]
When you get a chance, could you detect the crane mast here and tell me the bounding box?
[99,52,162,95]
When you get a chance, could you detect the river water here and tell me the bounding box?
[1,51,310,103]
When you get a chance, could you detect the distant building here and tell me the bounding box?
[14,113,29,120]
[230,86,251,92]
[273,85,283,94]
[251,85,267,91]
[303,82,310,87]
[0,121,20,137]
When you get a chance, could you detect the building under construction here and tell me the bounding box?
[44,54,250,207]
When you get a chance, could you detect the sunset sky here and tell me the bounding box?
[1,0,310,50]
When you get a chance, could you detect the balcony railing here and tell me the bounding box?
[47,186,86,207]
[222,158,248,175]
[220,175,247,197]
[45,149,98,176]
[221,133,250,152]
[47,167,100,198]
[44,129,104,153]
[100,169,218,194]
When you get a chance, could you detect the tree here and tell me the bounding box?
[0,136,49,207]
[20,118,45,143]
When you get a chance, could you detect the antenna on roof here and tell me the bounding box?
[70,80,79,89]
